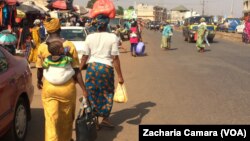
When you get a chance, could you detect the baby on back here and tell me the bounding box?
[43,39,75,85]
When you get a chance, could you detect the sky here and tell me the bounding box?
[74,0,243,18]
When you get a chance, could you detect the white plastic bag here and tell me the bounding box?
[114,83,128,103]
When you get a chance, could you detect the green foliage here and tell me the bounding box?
[116,6,124,15]
[128,6,134,10]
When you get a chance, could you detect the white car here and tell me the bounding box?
[60,26,88,61]
[236,24,245,34]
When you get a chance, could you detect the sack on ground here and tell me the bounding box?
[114,83,128,103]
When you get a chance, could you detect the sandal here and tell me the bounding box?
[100,119,115,129]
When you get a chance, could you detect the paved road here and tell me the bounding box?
[24,29,250,141]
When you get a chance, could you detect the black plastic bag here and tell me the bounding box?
[75,105,97,141]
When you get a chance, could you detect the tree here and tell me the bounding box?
[116,6,124,15]
[87,0,97,9]
[128,6,134,10]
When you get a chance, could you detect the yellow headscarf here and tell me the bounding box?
[44,18,61,33]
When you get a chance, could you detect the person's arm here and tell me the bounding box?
[113,56,124,84]
[80,55,89,70]
[111,35,124,83]
[36,45,44,89]
[37,68,43,89]
[73,68,88,98]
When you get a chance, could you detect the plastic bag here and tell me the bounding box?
[114,83,128,103]
[90,0,116,18]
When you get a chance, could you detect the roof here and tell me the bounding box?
[171,5,189,12]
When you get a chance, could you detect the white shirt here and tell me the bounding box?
[83,32,119,67]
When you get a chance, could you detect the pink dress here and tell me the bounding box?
[130,27,139,44]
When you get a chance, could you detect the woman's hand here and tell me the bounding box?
[118,76,124,84]
[37,80,43,89]
[82,89,88,98]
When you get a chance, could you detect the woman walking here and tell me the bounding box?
[29,19,41,63]
[36,18,88,141]
[196,18,207,53]
[161,22,172,49]
[80,14,124,128]
[130,20,140,57]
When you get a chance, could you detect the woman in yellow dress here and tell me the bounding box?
[36,18,88,141]
[29,19,41,63]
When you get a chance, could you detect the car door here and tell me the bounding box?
[0,50,17,133]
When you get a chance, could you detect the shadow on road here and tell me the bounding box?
[166,48,178,51]
[96,102,156,141]
[26,108,45,141]
[204,49,212,52]
[210,40,219,44]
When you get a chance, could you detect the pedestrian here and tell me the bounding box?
[19,19,31,48]
[130,20,140,57]
[114,24,126,52]
[160,22,173,49]
[196,17,207,53]
[29,19,41,63]
[24,33,34,61]
[36,17,88,141]
[80,14,124,129]
[39,22,46,42]
[243,17,250,43]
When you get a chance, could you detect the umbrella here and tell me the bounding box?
[23,3,46,14]
[17,4,41,14]
[0,30,17,45]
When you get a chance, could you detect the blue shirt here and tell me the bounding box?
[162,25,172,37]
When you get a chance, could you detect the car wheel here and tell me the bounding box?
[8,98,28,141]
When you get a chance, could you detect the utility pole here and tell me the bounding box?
[230,0,234,17]
[202,0,205,15]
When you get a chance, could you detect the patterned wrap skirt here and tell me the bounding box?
[85,62,115,117]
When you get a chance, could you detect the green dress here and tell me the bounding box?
[196,24,207,50]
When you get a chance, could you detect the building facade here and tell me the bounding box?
[137,4,155,21]
[137,3,167,21]
[170,5,190,24]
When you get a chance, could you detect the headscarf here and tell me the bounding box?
[95,14,110,30]
[33,19,41,25]
[200,17,206,22]
[44,18,61,33]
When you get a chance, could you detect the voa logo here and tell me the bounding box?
[221,129,244,137]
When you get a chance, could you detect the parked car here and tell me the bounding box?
[216,23,227,32]
[223,18,241,32]
[236,23,245,33]
[149,21,161,30]
[183,16,216,43]
[60,26,88,61]
[0,47,34,140]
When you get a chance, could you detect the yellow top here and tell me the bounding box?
[36,40,80,68]
[32,26,41,46]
